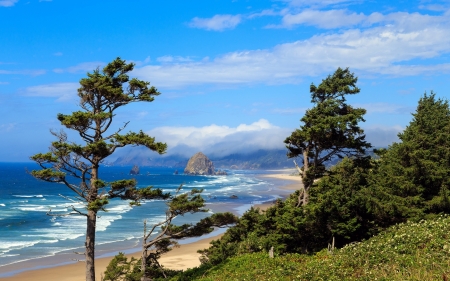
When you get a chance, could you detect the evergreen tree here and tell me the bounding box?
[374,92,450,217]
[30,58,168,281]
[284,67,371,206]
[103,186,237,281]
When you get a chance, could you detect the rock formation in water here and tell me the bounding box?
[184,152,227,175]
[129,165,140,175]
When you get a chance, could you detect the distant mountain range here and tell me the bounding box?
[109,148,295,169]
[108,147,382,170]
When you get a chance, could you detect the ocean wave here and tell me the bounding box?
[12,195,44,198]
[97,215,122,232]
[106,204,132,214]
[0,203,5,207]
[14,206,49,212]
[0,241,41,253]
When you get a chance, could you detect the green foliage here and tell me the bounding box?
[30,168,65,182]
[103,253,142,281]
[284,67,370,205]
[174,216,450,281]
[30,57,168,211]
[30,57,167,281]
[105,187,238,280]
[186,91,450,280]
[373,92,450,219]
[113,131,167,154]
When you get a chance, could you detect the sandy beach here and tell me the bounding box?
[0,170,302,281]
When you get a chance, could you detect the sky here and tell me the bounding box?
[1,0,450,161]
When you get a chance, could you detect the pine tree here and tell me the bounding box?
[284,67,370,206]
[30,58,168,281]
[375,92,450,217]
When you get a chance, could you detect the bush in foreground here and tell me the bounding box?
[172,215,450,280]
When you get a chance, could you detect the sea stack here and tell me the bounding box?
[129,165,140,175]
[184,152,227,175]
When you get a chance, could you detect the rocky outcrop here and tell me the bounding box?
[184,152,227,175]
[129,165,140,175]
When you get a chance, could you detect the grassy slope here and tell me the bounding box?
[172,215,450,281]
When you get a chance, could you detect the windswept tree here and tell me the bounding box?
[103,186,237,281]
[30,58,168,281]
[284,67,371,206]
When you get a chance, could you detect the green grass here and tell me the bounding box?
[171,215,450,280]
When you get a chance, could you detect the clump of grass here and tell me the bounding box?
[172,215,450,280]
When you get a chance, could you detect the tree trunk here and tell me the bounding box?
[141,243,147,280]
[85,209,97,281]
[302,149,310,206]
[297,149,310,207]
[141,220,147,280]
[86,164,99,281]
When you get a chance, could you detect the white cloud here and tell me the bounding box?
[23,82,79,102]
[0,81,9,85]
[0,69,45,76]
[146,119,291,157]
[53,52,63,56]
[282,0,356,9]
[133,12,450,88]
[419,4,449,11]
[0,0,18,7]
[248,9,280,19]
[156,56,194,63]
[130,56,151,66]
[53,61,104,73]
[188,14,242,31]
[0,123,15,132]
[279,9,366,28]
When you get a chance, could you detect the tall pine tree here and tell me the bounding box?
[284,67,371,206]
[30,58,168,281]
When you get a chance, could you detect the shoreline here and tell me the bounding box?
[0,170,302,280]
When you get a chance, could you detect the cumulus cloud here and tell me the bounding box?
[0,0,18,7]
[23,82,79,102]
[188,14,242,31]
[133,11,450,88]
[146,119,292,157]
[53,61,105,73]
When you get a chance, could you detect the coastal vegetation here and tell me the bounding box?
[284,67,370,206]
[28,58,237,281]
[174,215,450,280]
[103,185,237,281]
[28,62,450,280]
[30,57,170,281]
[156,91,450,280]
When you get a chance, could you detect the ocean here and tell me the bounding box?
[0,162,292,275]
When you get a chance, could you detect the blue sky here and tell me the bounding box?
[1,0,450,161]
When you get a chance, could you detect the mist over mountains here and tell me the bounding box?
[109,147,295,169]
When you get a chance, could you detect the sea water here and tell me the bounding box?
[0,162,291,272]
